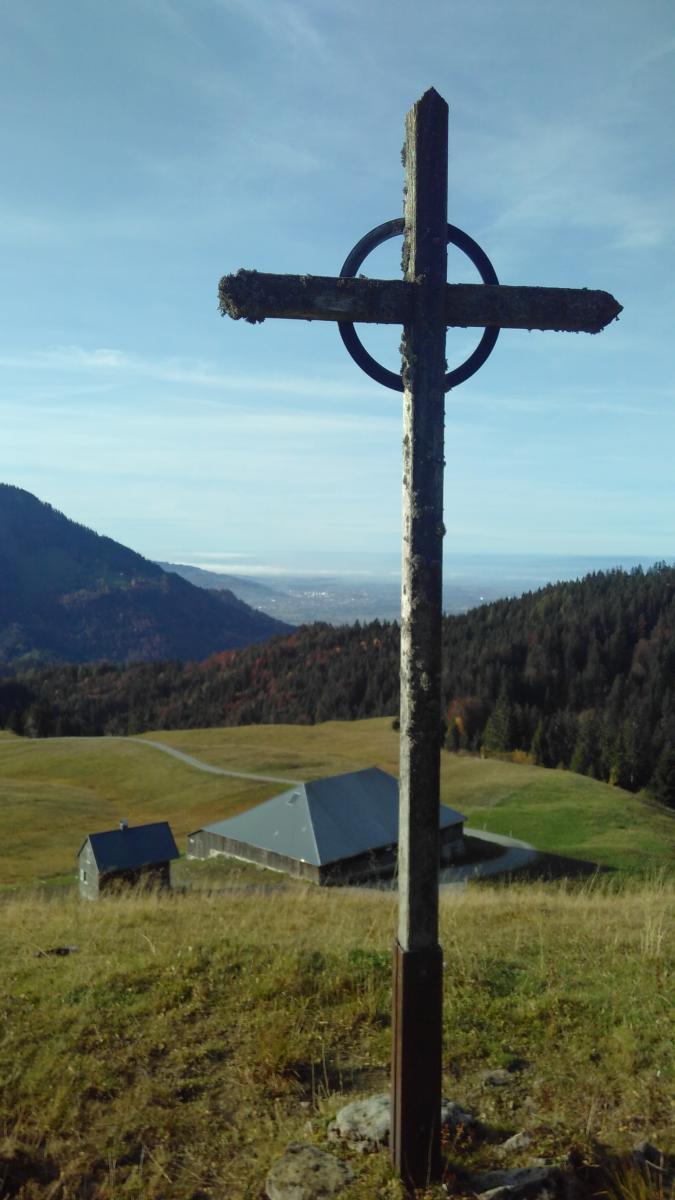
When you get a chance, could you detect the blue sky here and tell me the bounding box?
[1,0,673,576]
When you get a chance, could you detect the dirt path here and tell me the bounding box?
[130,737,300,785]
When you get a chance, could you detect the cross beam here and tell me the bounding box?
[220,271,621,334]
[217,88,621,1191]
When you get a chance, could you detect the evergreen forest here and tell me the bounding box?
[3,564,675,808]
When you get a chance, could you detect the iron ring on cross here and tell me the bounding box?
[338,218,500,392]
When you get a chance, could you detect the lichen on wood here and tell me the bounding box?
[219,269,621,333]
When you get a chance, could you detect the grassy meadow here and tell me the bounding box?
[0,721,673,1197]
[0,719,673,886]
[1,878,673,1199]
[148,721,675,874]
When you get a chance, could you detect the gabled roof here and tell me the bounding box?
[79,821,179,872]
[199,767,464,867]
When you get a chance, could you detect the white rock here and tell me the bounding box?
[499,1132,534,1155]
[266,1144,355,1200]
[328,1092,479,1151]
[328,1094,389,1149]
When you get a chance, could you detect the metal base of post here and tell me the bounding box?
[391,940,443,1188]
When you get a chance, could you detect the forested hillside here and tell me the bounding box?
[0,484,290,666]
[3,564,675,806]
[442,564,675,804]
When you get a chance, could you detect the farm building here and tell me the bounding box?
[77,820,179,900]
[186,767,465,884]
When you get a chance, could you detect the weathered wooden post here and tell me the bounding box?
[392,88,448,1186]
[218,87,621,1189]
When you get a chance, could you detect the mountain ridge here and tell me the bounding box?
[156,560,281,612]
[0,484,291,668]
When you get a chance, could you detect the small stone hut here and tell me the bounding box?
[186,767,464,885]
[77,820,179,900]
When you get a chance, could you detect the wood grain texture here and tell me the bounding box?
[397,86,447,956]
[219,270,621,333]
[392,86,447,1187]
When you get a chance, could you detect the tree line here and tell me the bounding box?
[3,564,675,807]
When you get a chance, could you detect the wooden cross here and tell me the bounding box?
[218,88,621,1189]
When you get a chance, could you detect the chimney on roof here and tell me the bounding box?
[120,820,128,832]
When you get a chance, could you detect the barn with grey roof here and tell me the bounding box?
[78,820,179,900]
[186,767,464,884]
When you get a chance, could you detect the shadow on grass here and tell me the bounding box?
[293,1058,389,1101]
[0,1148,59,1198]
[504,851,615,882]
[462,833,507,864]
[449,1141,674,1200]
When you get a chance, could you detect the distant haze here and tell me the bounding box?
[179,549,669,584]
[164,551,673,625]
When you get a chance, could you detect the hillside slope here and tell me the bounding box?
[0,484,291,668]
[156,560,280,611]
[1,881,673,1198]
[5,560,675,804]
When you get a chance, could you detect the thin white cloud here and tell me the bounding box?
[190,560,290,576]
[0,203,177,247]
[213,0,328,59]
[186,559,395,578]
[463,114,672,253]
[460,388,662,418]
[630,35,675,73]
[0,344,390,401]
[0,210,59,242]
[191,552,255,559]
[1,406,400,447]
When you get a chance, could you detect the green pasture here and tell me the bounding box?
[0,718,672,885]
[0,736,279,886]
[136,718,402,778]
[1,879,673,1198]
[141,721,674,875]
[438,753,675,874]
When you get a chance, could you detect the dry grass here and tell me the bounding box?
[0,876,672,1198]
